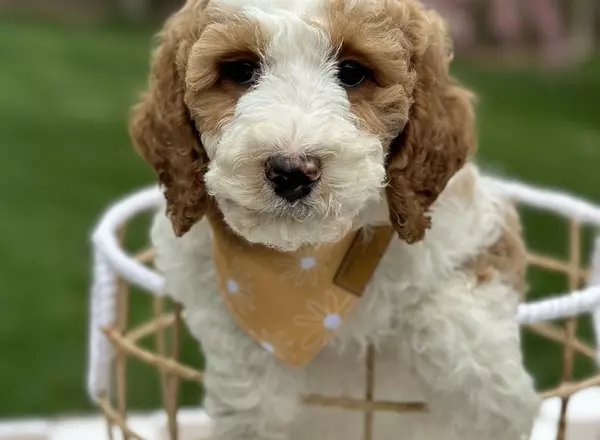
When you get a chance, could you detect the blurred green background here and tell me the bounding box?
[0,0,599,418]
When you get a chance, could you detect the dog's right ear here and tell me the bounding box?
[129,0,210,237]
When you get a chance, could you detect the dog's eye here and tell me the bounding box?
[220,60,260,85]
[337,61,369,88]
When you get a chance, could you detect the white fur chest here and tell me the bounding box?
[150,165,526,440]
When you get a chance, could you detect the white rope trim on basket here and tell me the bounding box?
[87,185,165,401]
[588,237,600,364]
[487,177,600,225]
[87,179,600,403]
[91,186,166,295]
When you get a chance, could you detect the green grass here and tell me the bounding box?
[0,18,599,416]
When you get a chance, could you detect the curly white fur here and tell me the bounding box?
[152,163,540,440]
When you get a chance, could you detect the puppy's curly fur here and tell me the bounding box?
[130,1,540,439]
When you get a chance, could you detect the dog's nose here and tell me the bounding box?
[265,154,321,202]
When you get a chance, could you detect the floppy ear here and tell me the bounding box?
[386,7,476,244]
[129,0,210,237]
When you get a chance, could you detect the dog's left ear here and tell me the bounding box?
[386,5,476,244]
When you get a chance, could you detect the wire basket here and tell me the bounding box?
[87,178,600,440]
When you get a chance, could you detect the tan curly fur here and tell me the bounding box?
[185,9,268,134]
[466,205,529,298]
[327,0,416,142]
[379,1,476,243]
[129,0,211,237]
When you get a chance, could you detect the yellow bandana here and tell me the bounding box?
[207,209,393,367]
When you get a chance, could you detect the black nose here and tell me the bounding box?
[265,154,321,203]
